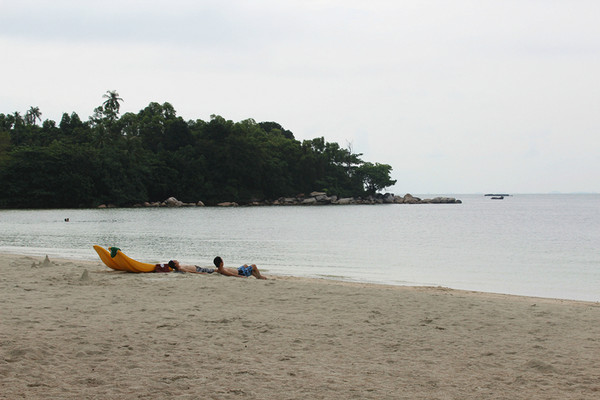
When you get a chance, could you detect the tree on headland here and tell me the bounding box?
[12,112,24,128]
[0,130,10,163]
[24,106,42,126]
[102,90,123,118]
[90,91,126,146]
[92,90,124,125]
[356,162,397,195]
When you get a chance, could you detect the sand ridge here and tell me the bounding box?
[1,253,599,399]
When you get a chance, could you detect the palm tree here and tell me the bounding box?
[25,106,42,126]
[13,111,24,127]
[102,90,124,119]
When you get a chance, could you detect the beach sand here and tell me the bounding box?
[1,254,599,399]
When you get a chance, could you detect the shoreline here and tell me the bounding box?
[2,253,599,399]
[1,250,597,304]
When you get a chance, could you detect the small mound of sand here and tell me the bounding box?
[31,255,54,269]
[79,270,90,281]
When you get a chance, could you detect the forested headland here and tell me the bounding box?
[0,91,396,208]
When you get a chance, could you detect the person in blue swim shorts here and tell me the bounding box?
[213,256,267,279]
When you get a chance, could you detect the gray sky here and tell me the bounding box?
[2,0,599,194]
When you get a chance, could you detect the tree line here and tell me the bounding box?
[0,91,396,208]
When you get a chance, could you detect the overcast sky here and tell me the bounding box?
[1,0,599,194]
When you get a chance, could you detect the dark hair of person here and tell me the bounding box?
[168,260,177,270]
[213,256,223,268]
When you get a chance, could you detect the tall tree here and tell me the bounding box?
[102,90,123,116]
[356,162,397,195]
[24,106,42,126]
[93,90,124,125]
[12,112,24,127]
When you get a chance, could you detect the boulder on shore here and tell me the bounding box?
[164,197,184,207]
[421,197,462,204]
[301,198,318,205]
[217,202,238,207]
[403,194,421,204]
[336,197,354,205]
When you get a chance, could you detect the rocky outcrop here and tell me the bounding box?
[270,192,461,206]
[110,193,462,208]
[421,196,461,204]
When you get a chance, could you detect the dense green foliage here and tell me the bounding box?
[0,93,396,208]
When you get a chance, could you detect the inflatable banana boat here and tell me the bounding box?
[93,245,170,273]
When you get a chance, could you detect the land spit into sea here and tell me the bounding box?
[2,253,598,399]
[98,192,462,208]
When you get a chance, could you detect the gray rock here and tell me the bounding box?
[403,194,421,204]
[164,197,184,207]
[217,202,238,207]
[302,198,318,205]
[383,193,396,203]
[336,198,354,205]
[429,197,459,204]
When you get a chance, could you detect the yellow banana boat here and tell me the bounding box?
[93,246,166,273]
[112,249,158,273]
[93,245,129,271]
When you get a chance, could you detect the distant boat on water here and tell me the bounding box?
[485,194,510,200]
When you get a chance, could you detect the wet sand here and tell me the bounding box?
[1,253,599,399]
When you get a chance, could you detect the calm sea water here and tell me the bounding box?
[0,194,598,301]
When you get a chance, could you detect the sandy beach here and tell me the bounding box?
[1,253,599,399]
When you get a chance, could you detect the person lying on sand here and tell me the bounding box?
[213,256,267,279]
[166,260,215,274]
